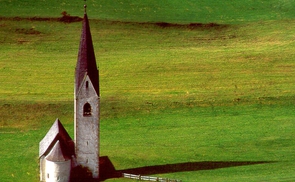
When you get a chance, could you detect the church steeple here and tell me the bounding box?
[74,4,100,179]
[75,8,99,95]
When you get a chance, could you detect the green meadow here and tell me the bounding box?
[1,0,295,181]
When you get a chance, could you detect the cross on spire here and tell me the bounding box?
[84,0,87,14]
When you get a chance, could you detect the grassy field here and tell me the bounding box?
[1,0,295,181]
[1,0,295,23]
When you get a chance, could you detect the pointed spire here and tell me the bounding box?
[84,0,87,14]
[75,6,99,95]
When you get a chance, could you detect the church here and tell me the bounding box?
[39,6,100,182]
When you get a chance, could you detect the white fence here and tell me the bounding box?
[123,173,182,182]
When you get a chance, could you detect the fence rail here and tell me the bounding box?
[123,173,182,182]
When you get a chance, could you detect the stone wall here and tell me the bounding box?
[74,75,100,178]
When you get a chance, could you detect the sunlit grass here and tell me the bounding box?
[1,1,295,181]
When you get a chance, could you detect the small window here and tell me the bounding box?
[47,173,49,179]
[83,103,91,116]
[86,81,89,88]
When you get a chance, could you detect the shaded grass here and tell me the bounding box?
[0,101,73,130]
[1,101,295,181]
[101,102,295,181]
[1,0,295,23]
[101,103,295,167]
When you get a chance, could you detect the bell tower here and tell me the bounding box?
[74,4,100,179]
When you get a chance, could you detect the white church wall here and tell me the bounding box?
[75,75,100,178]
[40,156,46,181]
[45,159,71,182]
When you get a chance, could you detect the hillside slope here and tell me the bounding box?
[1,0,295,23]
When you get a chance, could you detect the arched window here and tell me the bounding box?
[83,103,91,116]
[86,81,89,89]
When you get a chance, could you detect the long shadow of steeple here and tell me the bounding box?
[99,156,274,181]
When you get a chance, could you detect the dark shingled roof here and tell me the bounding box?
[39,118,75,158]
[75,13,99,95]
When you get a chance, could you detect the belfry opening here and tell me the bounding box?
[83,103,92,116]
